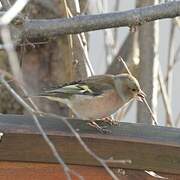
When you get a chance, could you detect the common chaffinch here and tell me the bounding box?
[38,73,145,122]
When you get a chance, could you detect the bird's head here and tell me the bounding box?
[113,74,145,103]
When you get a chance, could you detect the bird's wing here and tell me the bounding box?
[82,74,115,95]
[40,74,115,98]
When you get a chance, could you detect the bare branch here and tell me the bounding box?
[12,1,180,42]
[0,76,81,180]
[175,112,180,127]
[158,64,173,126]
[0,1,118,179]
[0,0,29,25]
[141,98,158,126]
[165,45,180,77]
[1,26,23,83]
[165,20,175,125]
[64,1,94,76]
[117,57,132,76]
[0,72,119,180]
[1,0,11,10]
[105,157,132,165]
[117,56,158,126]
[45,112,119,180]
[0,1,82,178]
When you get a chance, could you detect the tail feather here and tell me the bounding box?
[24,93,69,105]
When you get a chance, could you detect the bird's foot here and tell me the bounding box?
[101,117,119,126]
[88,121,111,134]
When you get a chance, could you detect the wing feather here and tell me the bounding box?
[40,74,115,98]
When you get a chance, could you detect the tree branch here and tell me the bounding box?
[12,1,180,42]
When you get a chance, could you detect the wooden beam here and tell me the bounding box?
[0,161,179,180]
[0,115,180,174]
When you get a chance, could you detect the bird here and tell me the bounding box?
[34,73,145,132]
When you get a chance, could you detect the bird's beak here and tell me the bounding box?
[136,90,146,102]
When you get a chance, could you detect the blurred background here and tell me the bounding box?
[0,0,180,127]
[89,0,180,126]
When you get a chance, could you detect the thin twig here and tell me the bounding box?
[158,64,173,126]
[1,0,11,10]
[0,37,118,180]
[113,0,121,54]
[166,20,175,126]
[166,20,175,87]
[97,0,115,66]
[64,2,94,76]
[0,1,82,178]
[170,46,180,70]
[0,0,29,25]
[118,56,158,126]
[0,75,83,180]
[117,56,132,76]
[114,101,133,122]
[142,98,158,126]
[105,156,132,164]
[175,112,180,127]
[40,112,119,180]
[0,69,94,180]
[1,26,23,83]
[77,33,94,76]
[165,45,180,82]
[0,73,119,180]
[1,1,116,179]
[64,0,75,82]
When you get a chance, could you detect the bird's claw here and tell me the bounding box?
[88,121,111,134]
[99,127,111,134]
[101,117,119,126]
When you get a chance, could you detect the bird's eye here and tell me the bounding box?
[132,88,136,92]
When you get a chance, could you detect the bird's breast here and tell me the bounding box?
[69,90,124,120]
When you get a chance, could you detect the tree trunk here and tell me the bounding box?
[0,0,88,115]
[136,0,159,124]
[107,33,139,78]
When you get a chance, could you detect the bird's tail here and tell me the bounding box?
[24,93,69,105]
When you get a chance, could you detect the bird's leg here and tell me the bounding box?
[101,116,119,125]
[88,121,111,134]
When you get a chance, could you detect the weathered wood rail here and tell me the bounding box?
[0,114,180,179]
